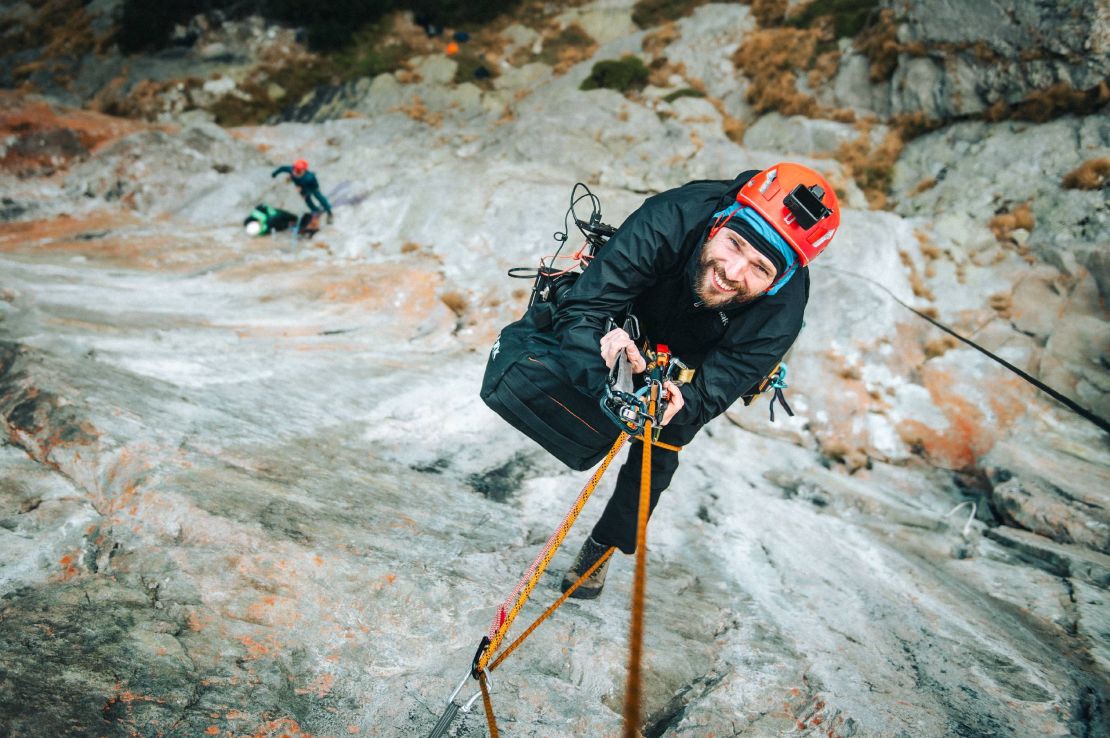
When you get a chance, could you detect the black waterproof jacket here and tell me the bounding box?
[551,171,809,437]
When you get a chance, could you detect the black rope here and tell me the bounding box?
[824,265,1109,435]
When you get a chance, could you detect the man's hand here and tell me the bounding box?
[600,327,646,373]
[660,380,684,426]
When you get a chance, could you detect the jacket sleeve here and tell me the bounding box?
[271,166,291,177]
[552,196,690,395]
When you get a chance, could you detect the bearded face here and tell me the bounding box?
[694,228,777,307]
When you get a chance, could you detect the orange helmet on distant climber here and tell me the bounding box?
[736,162,840,265]
[292,159,309,174]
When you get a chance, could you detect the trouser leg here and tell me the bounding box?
[590,440,681,554]
[306,189,332,215]
[302,192,321,213]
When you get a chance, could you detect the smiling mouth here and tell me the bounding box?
[710,269,737,293]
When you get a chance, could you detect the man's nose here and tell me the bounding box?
[722,256,748,283]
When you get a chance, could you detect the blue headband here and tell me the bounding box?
[711,203,798,295]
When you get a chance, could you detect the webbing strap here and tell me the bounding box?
[622,384,656,737]
[479,433,629,672]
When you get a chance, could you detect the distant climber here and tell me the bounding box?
[271,159,333,223]
[243,203,298,236]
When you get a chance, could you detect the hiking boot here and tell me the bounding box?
[561,536,612,599]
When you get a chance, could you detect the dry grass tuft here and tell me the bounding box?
[832,120,906,209]
[395,95,443,127]
[988,203,1035,243]
[641,22,679,57]
[1062,157,1110,190]
[750,0,788,27]
[647,57,685,87]
[440,291,468,316]
[987,81,1110,123]
[854,8,899,82]
[536,23,597,75]
[924,336,958,359]
[722,116,747,144]
[733,27,826,117]
[987,292,1012,317]
[899,250,935,301]
[632,0,714,28]
[908,177,937,196]
[399,242,420,254]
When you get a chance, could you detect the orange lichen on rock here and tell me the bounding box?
[0,91,150,175]
[897,364,1030,468]
[294,672,335,698]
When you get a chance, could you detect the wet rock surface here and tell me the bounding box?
[1,1,1108,736]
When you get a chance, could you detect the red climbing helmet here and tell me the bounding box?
[736,162,840,266]
[292,159,309,174]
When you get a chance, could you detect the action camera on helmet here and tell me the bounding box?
[783,184,831,230]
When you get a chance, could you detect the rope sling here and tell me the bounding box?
[428,378,673,738]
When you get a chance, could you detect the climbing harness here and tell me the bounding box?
[429,350,687,738]
[827,265,1110,435]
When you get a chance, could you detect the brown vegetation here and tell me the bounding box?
[750,0,788,27]
[440,291,469,316]
[899,250,935,301]
[907,177,937,197]
[853,8,899,82]
[832,121,906,209]
[641,23,680,58]
[0,92,149,176]
[0,0,99,78]
[539,23,598,74]
[987,292,1012,318]
[632,0,714,28]
[988,203,1035,244]
[1062,158,1110,190]
[986,80,1110,123]
[923,336,958,359]
[733,27,829,117]
[395,95,443,127]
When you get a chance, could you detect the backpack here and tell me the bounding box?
[480,307,622,471]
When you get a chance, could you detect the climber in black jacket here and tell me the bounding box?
[555,162,841,598]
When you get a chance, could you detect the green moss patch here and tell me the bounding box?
[580,55,649,93]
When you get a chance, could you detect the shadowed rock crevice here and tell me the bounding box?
[467,453,534,502]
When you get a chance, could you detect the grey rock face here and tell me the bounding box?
[813,0,1110,122]
[0,1,1108,735]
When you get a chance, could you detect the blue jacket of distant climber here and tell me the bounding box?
[271,165,332,215]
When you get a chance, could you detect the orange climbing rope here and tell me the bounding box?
[476,433,629,674]
[431,353,682,738]
[622,382,657,737]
